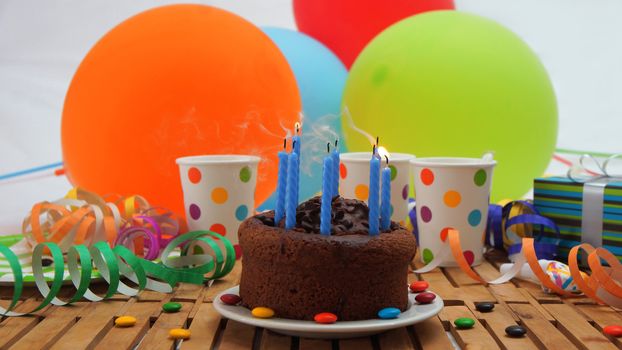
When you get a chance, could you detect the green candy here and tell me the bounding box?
[454,317,475,329]
[162,302,182,313]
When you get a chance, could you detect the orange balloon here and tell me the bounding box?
[62,5,301,218]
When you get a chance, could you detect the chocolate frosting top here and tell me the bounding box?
[256,196,399,236]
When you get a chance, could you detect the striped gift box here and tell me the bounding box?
[534,176,622,262]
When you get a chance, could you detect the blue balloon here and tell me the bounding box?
[258,27,348,210]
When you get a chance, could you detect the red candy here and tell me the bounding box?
[220,294,242,305]
[604,325,622,337]
[415,292,436,304]
[409,281,429,293]
[314,312,338,324]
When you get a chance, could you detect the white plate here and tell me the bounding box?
[213,285,444,339]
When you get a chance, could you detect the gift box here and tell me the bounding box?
[533,176,622,262]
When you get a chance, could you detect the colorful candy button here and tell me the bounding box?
[220,294,242,305]
[378,307,401,319]
[415,292,436,304]
[252,307,275,318]
[409,281,429,293]
[422,248,434,264]
[115,316,137,327]
[604,325,622,337]
[505,325,527,337]
[169,328,191,340]
[454,317,475,329]
[475,302,494,313]
[314,312,338,324]
[162,302,182,313]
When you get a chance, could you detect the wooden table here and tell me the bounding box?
[0,251,620,349]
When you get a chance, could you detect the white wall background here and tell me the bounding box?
[0,0,620,233]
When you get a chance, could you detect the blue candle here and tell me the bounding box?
[274,140,288,226]
[320,154,333,235]
[292,123,301,180]
[380,157,391,231]
[368,148,380,235]
[285,151,299,230]
[292,122,301,157]
[331,140,340,198]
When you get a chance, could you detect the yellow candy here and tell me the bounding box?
[169,328,191,340]
[251,307,275,319]
[115,316,137,327]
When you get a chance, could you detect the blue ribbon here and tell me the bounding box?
[408,199,560,260]
[408,198,418,243]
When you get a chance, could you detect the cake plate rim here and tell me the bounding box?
[213,285,444,339]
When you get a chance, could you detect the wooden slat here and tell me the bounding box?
[182,303,222,350]
[0,298,48,349]
[0,299,44,349]
[187,291,207,320]
[476,302,539,350]
[509,303,578,350]
[441,305,500,350]
[138,301,193,350]
[575,304,622,329]
[475,261,528,303]
[411,316,454,350]
[50,301,126,350]
[418,272,462,302]
[9,302,85,350]
[90,283,130,301]
[377,327,415,349]
[444,267,481,286]
[299,337,333,350]
[487,284,528,303]
[137,290,168,302]
[411,256,457,297]
[414,267,471,304]
[259,330,291,350]
[174,283,204,302]
[0,316,39,349]
[338,336,374,350]
[218,319,256,350]
[543,303,618,350]
[514,279,562,303]
[4,254,621,349]
[443,267,496,302]
[517,289,556,323]
[575,304,622,347]
[204,263,242,302]
[95,302,158,350]
[442,264,496,303]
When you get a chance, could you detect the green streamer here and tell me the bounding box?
[0,230,235,316]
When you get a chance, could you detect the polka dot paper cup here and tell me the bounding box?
[411,157,496,267]
[176,155,260,258]
[339,152,415,225]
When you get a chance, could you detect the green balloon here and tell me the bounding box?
[342,11,557,201]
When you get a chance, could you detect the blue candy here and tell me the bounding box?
[378,307,401,319]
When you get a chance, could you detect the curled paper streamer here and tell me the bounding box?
[0,230,235,316]
[486,200,559,259]
[22,188,182,259]
[411,198,622,307]
[115,208,180,260]
[409,199,559,259]
[414,230,622,308]
[22,188,152,251]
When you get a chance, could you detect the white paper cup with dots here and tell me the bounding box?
[176,155,260,258]
[411,157,496,267]
[339,152,415,225]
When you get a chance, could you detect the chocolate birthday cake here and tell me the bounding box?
[237,196,417,321]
